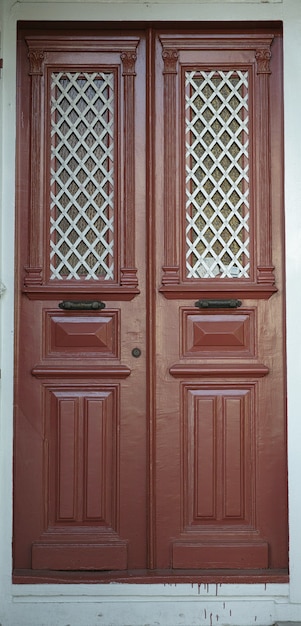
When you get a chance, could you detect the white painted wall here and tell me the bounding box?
[1,0,301,624]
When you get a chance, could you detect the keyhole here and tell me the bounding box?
[132,347,141,358]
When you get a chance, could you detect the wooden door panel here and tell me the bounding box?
[15,26,147,575]
[31,385,128,571]
[172,542,268,570]
[32,542,128,571]
[46,310,119,357]
[153,27,287,572]
[181,308,255,358]
[48,387,118,526]
[170,383,269,569]
[183,386,254,527]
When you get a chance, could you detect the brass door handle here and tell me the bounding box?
[195,299,242,309]
[58,301,106,311]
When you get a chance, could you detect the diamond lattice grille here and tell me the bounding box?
[185,70,250,279]
[50,72,115,280]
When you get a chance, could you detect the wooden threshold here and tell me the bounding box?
[13,569,289,585]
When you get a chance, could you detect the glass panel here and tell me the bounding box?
[50,72,115,280]
[185,70,250,279]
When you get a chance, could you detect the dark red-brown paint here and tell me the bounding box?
[14,22,287,583]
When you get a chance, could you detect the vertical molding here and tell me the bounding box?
[120,49,139,287]
[32,385,127,571]
[146,28,156,570]
[24,47,45,287]
[161,45,180,286]
[255,42,275,285]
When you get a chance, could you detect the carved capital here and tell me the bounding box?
[121,51,137,76]
[255,48,272,75]
[28,50,45,76]
[162,49,179,74]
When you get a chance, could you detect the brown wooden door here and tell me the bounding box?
[14,23,287,581]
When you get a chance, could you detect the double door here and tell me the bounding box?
[14,24,287,579]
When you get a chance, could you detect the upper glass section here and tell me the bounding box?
[185,69,250,279]
[50,71,115,281]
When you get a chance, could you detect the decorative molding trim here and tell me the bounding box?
[257,265,275,285]
[31,364,131,378]
[23,284,140,300]
[159,283,277,300]
[158,34,275,52]
[161,266,180,286]
[24,266,43,287]
[169,363,269,378]
[23,36,141,53]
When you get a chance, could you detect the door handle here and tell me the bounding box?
[195,299,242,309]
[58,300,106,311]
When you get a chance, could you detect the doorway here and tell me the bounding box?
[14,22,287,581]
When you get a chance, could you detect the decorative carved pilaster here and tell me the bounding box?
[161,46,180,286]
[24,44,45,287]
[255,41,275,286]
[120,48,138,288]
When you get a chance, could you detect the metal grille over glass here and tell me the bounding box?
[185,69,250,279]
[50,71,115,280]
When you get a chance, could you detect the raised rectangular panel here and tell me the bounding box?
[57,399,77,520]
[183,385,254,528]
[172,541,269,569]
[85,397,106,520]
[194,397,216,519]
[48,386,118,528]
[224,397,244,518]
[32,542,128,571]
[30,383,129,570]
[182,309,255,358]
[45,310,119,358]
